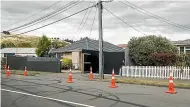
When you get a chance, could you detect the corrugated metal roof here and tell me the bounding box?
[1,48,36,54]
[51,37,124,53]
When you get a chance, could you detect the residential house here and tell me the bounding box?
[1,48,37,57]
[50,37,125,74]
[172,39,190,54]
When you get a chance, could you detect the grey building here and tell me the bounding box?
[50,37,125,74]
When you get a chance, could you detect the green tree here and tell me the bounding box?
[52,41,68,49]
[35,35,51,57]
[128,35,178,66]
[64,39,74,43]
[2,31,10,35]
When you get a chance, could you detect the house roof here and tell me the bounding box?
[1,48,36,54]
[172,39,190,45]
[50,37,124,53]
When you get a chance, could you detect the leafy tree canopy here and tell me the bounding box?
[35,35,51,57]
[128,35,178,66]
[51,41,68,49]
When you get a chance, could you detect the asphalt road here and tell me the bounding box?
[1,74,190,107]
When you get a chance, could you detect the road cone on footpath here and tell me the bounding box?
[166,70,177,94]
[89,67,94,80]
[109,69,118,88]
[67,69,73,83]
[6,65,11,77]
[24,66,28,76]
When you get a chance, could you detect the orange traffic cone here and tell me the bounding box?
[24,66,28,76]
[89,67,94,80]
[166,70,177,94]
[6,65,11,77]
[67,69,73,83]
[109,69,118,88]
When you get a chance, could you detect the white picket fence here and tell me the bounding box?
[121,66,190,80]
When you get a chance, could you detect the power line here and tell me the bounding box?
[124,0,190,30]
[119,1,190,30]
[3,0,62,29]
[76,2,94,38]
[72,1,92,40]
[8,0,78,32]
[12,4,96,36]
[89,7,97,37]
[103,7,147,36]
[11,0,83,33]
[7,0,77,32]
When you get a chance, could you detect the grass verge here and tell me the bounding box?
[93,76,190,89]
[1,70,51,76]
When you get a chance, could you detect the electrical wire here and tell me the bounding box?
[89,7,97,37]
[119,1,190,30]
[12,4,96,36]
[8,0,78,32]
[71,1,92,40]
[3,0,62,29]
[7,0,77,32]
[76,2,95,38]
[103,7,147,36]
[125,0,190,30]
[11,0,83,33]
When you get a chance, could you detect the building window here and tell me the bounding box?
[180,47,184,54]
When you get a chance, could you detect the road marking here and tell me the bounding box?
[1,88,95,107]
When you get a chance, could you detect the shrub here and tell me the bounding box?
[150,52,177,66]
[186,54,190,66]
[61,58,72,69]
[176,54,190,66]
[128,35,178,66]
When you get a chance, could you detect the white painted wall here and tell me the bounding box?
[72,52,80,70]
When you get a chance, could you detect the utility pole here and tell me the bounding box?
[98,0,104,79]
